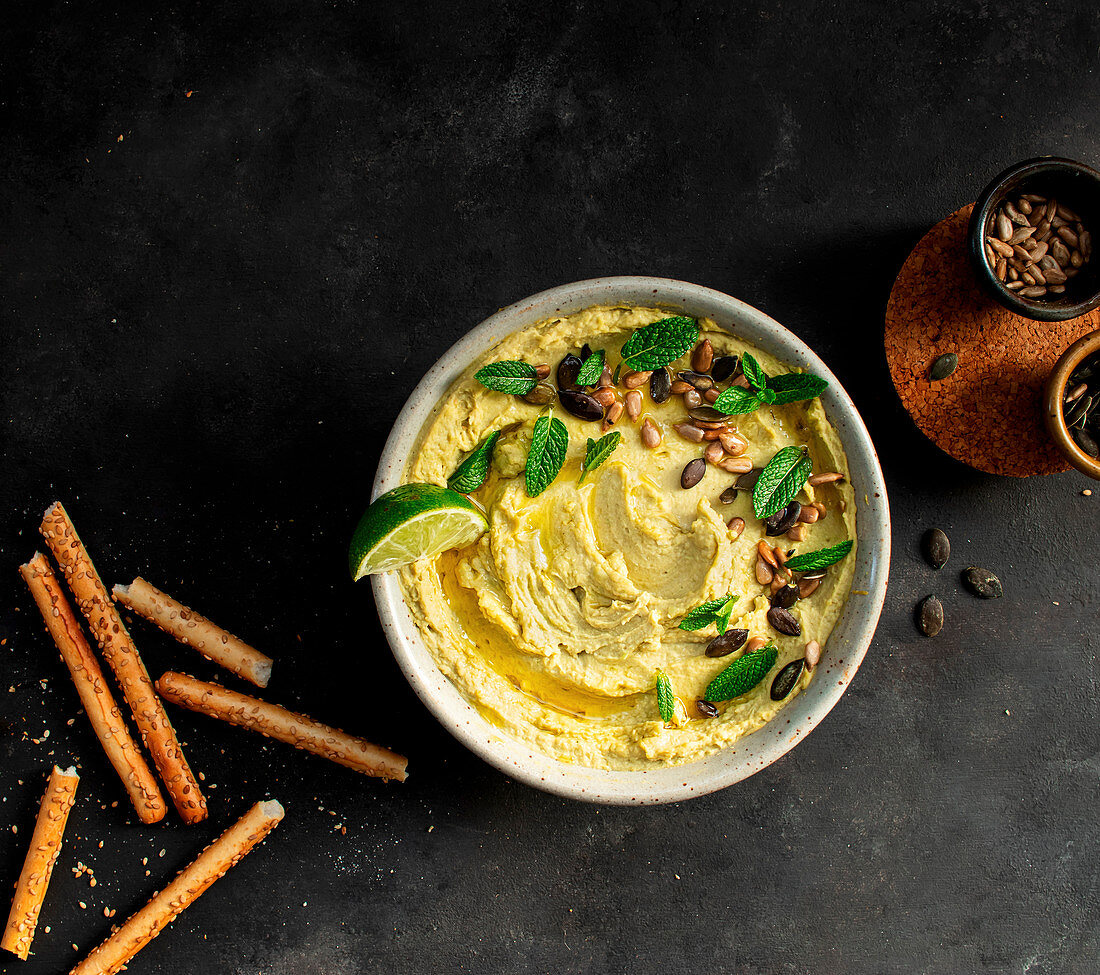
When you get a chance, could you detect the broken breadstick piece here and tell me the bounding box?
[20,554,165,824]
[39,502,207,824]
[155,671,408,782]
[2,765,79,960]
[112,577,273,688]
[69,799,284,975]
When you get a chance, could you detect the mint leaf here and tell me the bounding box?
[620,317,699,370]
[712,385,763,415]
[678,594,736,632]
[655,670,675,723]
[475,360,538,395]
[579,431,621,484]
[576,349,605,386]
[704,645,778,702]
[447,431,500,494]
[741,353,767,394]
[766,372,829,405]
[753,446,812,519]
[525,415,569,498]
[785,540,853,572]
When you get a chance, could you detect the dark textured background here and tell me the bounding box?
[2,3,1099,973]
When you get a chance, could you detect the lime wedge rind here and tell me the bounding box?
[350,483,488,579]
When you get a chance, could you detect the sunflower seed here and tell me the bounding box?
[673,422,705,443]
[804,640,822,668]
[641,418,661,448]
[691,339,714,373]
[1057,226,1079,248]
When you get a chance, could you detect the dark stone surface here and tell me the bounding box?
[2,3,1099,973]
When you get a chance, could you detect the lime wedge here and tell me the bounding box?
[349,483,488,579]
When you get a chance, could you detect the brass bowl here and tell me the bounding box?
[1045,328,1100,479]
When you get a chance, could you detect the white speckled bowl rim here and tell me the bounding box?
[371,277,891,805]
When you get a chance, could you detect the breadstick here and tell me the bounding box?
[20,555,166,824]
[39,502,207,824]
[156,671,408,782]
[2,766,79,960]
[69,799,284,975]
[112,578,273,688]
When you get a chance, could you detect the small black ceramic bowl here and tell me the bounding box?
[968,156,1100,322]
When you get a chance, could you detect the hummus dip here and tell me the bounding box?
[399,305,856,770]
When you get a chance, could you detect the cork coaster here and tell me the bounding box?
[885,203,1100,477]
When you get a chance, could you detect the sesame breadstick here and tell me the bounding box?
[155,671,408,782]
[20,554,166,824]
[112,577,273,688]
[1,766,79,960]
[39,502,207,823]
[69,799,284,975]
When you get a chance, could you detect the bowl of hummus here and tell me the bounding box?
[370,277,889,804]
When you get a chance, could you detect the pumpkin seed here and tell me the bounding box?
[711,355,739,382]
[770,584,799,609]
[764,501,801,537]
[649,368,672,404]
[558,388,603,421]
[705,628,748,658]
[719,485,739,504]
[681,458,706,489]
[922,528,950,569]
[678,371,715,392]
[766,606,801,636]
[770,659,804,701]
[1072,426,1099,457]
[557,353,582,389]
[695,699,719,718]
[522,382,556,406]
[916,595,943,637]
[962,567,1003,599]
[929,353,958,381]
[687,406,729,424]
[736,467,763,491]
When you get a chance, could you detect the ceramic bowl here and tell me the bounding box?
[1044,328,1100,479]
[371,277,891,804]
[968,156,1100,322]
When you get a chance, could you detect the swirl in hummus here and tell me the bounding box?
[399,305,856,770]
